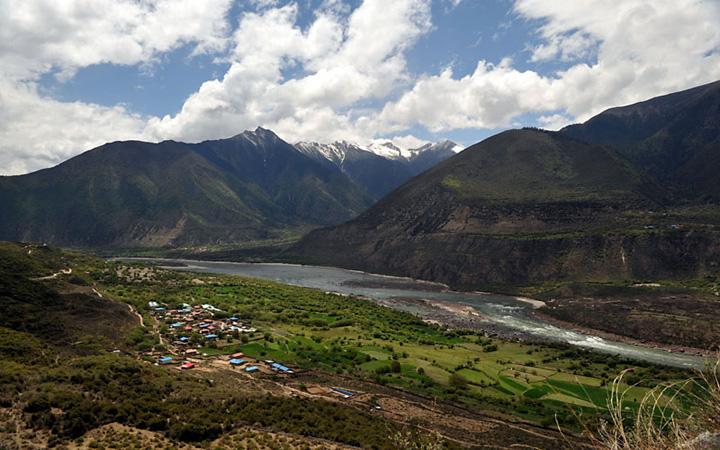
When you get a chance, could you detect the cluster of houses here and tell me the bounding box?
[149,302,257,347]
[155,352,297,376]
[147,302,296,376]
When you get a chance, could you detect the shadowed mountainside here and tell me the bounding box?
[561,79,720,201]
[0,128,372,247]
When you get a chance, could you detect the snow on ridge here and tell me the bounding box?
[366,141,407,160]
[295,141,367,164]
[294,139,464,163]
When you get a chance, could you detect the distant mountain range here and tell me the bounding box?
[293,140,462,199]
[3,77,719,290]
[0,127,460,248]
[0,128,374,247]
[293,80,720,287]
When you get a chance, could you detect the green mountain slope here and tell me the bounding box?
[292,82,720,287]
[311,128,671,236]
[362,130,669,239]
[0,242,137,349]
[0,128,372,247]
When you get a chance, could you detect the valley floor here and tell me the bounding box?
[3,242,716,450]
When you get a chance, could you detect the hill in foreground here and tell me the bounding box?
[292,81,720,288]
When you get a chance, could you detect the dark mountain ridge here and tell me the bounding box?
[292,81,720,287]
[561,79,720,200]
[561,81,720,149]
[0,128,372,247]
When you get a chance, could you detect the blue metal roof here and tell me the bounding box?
[332,387,355,396]
[245,366,259,372]
[271,363,290,372]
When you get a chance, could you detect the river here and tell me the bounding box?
[131,259,708,370]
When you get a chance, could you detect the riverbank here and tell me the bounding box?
[531,310,716,359]
[367,295,545,341]
[512,296,546,309]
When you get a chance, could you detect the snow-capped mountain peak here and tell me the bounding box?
[366,141,408,160]
[294,139,464,165]
[293,138,464,199]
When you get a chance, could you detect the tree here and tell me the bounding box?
[390,360,401,373]
[448,373,468,390]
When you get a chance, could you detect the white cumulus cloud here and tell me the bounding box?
[1,0,719,175]
[0,0,233,175]
[144,0,434,144]
[369,0,720,134]
[0,78,147,175]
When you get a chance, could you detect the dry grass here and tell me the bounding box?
[586,356,720,450]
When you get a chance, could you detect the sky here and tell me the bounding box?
[1,0,719,175]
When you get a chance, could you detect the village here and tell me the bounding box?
[137,301,380,410]
[144,301,298,375]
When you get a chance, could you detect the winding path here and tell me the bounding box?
[32,268,72,280]
[127,303,145,327]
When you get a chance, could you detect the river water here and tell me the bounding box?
[133,259,707,370]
